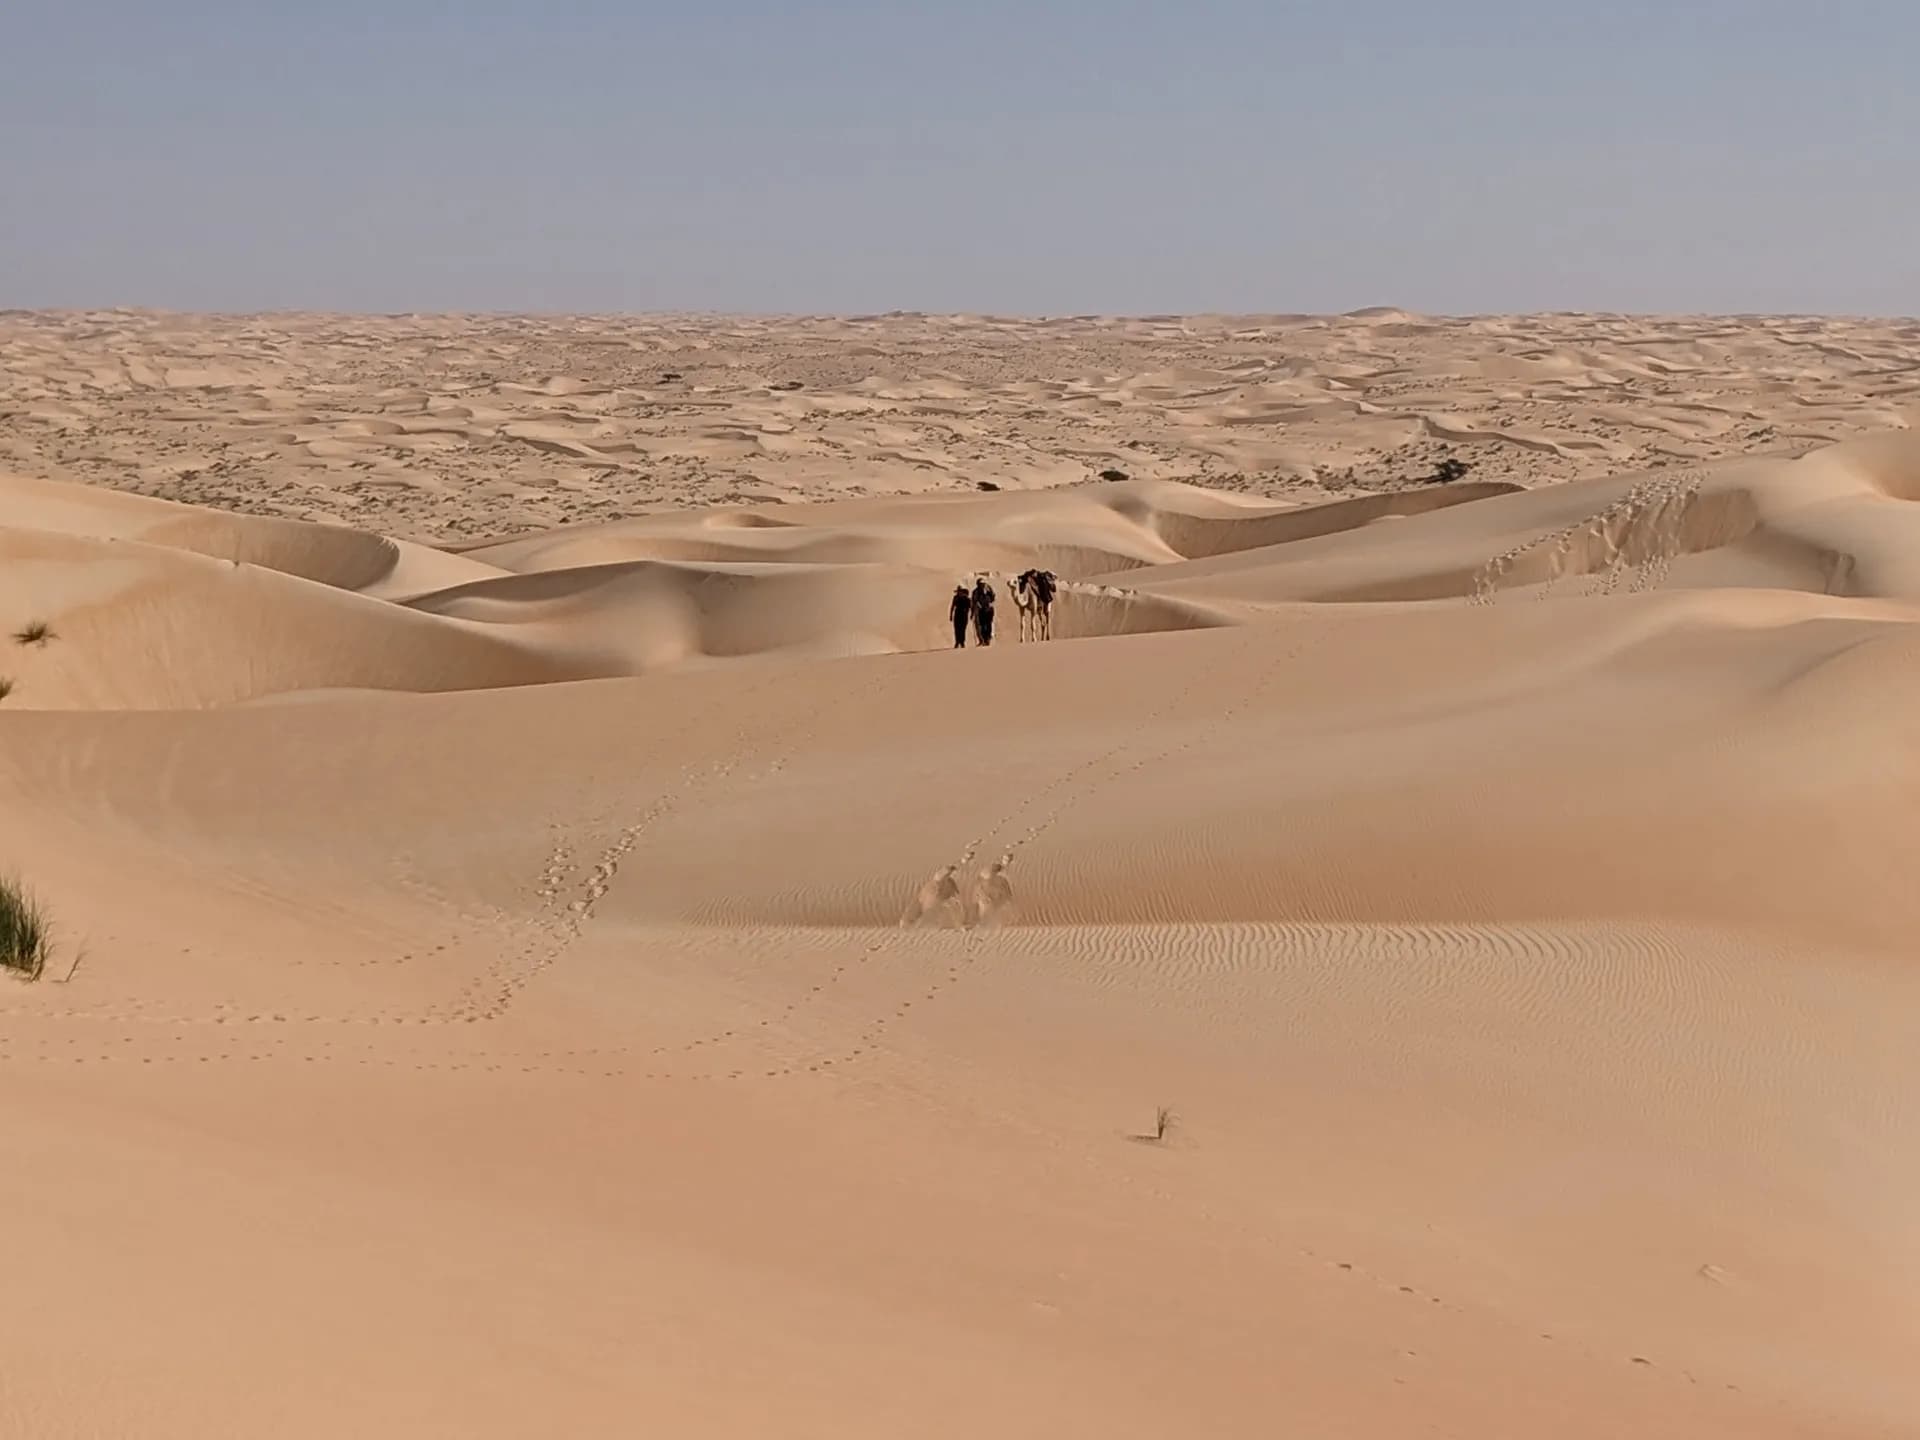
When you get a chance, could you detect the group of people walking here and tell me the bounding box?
[951,577,996,648]
[949,569,1059,649]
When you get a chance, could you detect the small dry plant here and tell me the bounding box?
[13,620,53,646]
[1132,1105,1176,1144]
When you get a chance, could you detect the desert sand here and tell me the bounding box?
[3,310,1920,1438]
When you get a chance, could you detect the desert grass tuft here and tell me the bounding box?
[1,875,50,981]
[0,677,13,701]
[13,620,53,646]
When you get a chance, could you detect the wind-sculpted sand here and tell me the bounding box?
[6,308,1920,539]
[3,313,1919,1439]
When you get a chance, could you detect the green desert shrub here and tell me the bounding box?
[1,875,50,981]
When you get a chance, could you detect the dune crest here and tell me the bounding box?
[11,435,1920,709]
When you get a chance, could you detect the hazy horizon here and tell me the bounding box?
[7,0,1916,316]
[11,303,1918,323]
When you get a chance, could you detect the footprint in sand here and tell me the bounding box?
[899,865,963,929]
[964,857,1015,928]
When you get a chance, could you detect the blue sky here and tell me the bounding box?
[4,1,1915,314]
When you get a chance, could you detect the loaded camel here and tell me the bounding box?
[1008,569,1058,643]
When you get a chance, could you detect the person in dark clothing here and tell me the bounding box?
[971,578,996,647]
[950,584,972,648]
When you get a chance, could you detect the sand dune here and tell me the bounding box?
[6,309,1920,540]
[4,315,1920,1439]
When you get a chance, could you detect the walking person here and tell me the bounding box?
[971,577,996,647]
[950,583,972,648]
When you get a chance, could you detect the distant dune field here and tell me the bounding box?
[5,307,1917,536]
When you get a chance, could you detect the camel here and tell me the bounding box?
[1008,569,1058,642]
